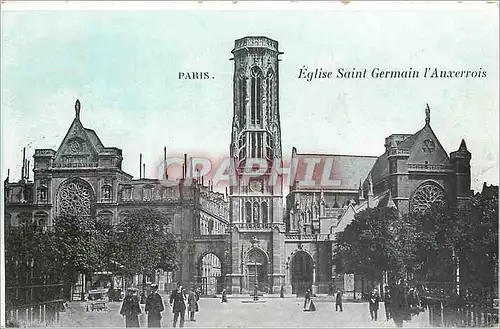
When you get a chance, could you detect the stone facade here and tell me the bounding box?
[4,36,473,298]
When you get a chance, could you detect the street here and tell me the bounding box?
[58,296,430,328]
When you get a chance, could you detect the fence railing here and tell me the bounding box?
[5,283,71,327]
[424,297,499,327]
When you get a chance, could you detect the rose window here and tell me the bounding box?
[411,183,445,213]
[57,179,93,216]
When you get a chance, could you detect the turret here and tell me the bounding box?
[450,139,472,198]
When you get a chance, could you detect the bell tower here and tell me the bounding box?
[227,36,287,295]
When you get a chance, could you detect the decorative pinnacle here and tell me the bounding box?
[75,99,81,119]
[425,103,430,125]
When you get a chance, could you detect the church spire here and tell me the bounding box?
[75,99,81,120]
[425,103,430,125]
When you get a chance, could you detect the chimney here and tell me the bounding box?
[202,175,204,186]
[143,164,146,179]
[184,154,187,179]
[21,147,26,180]
[27,160,30,180]
[164,147,167,179]
[139,153,142,179]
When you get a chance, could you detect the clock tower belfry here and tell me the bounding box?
[227,36,287,295]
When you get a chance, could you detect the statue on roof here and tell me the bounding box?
[425,103,430,125]
[75,99,81,119]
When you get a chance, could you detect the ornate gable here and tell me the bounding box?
[403,104,449,165]
[406,123,449,165]
[54,100,99,165]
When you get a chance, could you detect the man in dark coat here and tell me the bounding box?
[369,288,381,321]
[145,284,164,328]
[120,288,142,328]
[169,282,187,328]
[335,289,343,312]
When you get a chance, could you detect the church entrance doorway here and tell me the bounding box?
[245,248,269,294]
[290,251,314,296]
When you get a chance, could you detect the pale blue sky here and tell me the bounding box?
[2,2,499,192]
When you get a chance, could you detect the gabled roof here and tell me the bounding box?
[85,128,105,152]
[291,152,378,191]
[368,152,389,186]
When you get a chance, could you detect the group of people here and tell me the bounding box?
[119,281,201,328]
[302,282,422,328]
[383,281,423,327]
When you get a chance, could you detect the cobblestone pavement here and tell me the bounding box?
[59,297,430,328]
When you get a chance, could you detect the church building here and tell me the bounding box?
[4,36,473,299]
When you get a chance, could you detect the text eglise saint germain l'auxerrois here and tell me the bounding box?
[298,66,487,81]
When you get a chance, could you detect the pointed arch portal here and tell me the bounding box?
[290,250,314,296]
[245,247,269,293]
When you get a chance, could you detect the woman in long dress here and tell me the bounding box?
[303,289,316,312]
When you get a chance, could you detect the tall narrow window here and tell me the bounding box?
[246,202,252,223]
[250,67,262,125]
[262,202,268,224]
[251,133,256,158]
[239,77,247,125]
[257,133,263,158]
[266,70,274,121]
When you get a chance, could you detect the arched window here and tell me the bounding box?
[34,212,49,227]
[246,202,252,223]
[266,69,274,120]
[208,219,214,234]
[56,178,94,217]
[102,185,112,201]
[250,67,262,126]
[262,202,268,224]
[411,183,445,213]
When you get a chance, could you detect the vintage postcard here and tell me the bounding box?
[1,1,499,328]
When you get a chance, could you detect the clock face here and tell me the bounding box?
[422,139,436,153]
[69,140,83,153]
[250,181,261,192]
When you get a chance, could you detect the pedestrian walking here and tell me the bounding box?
[280,285,285,298]
[391,281,409,328]
[303,289,316,312]
[384,285,392,321]
[335,289,343,312]
[120,288,142,328]
[145,284,164,328]
[169,282,187,328]
[369,288,380,321]
[187,287,199,321]
[221,288,228,303]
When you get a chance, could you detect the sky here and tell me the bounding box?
[1,1,499,194]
